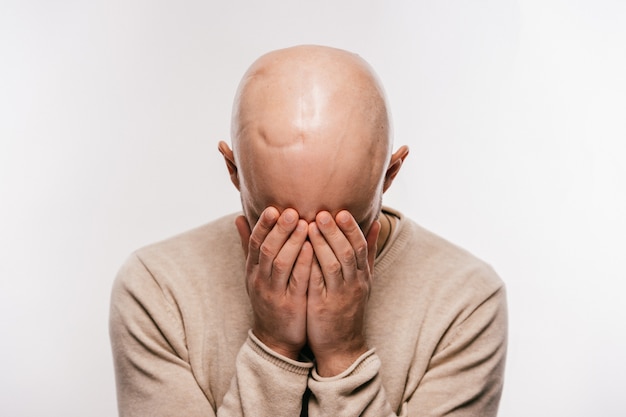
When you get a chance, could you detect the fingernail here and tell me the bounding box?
[318,212,331,225]
[296,220,306,231]
[265,209,277,221]
[283,210,295,223]
[337,211,350,224]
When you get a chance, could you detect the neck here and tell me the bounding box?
[375,211,393,257]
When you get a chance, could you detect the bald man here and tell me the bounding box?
[110,45,507,417]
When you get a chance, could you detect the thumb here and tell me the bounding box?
[234,215,251,257]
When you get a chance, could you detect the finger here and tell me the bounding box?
[365,219,381,272]
[308,252,325,298]
[248,207,279,265]
[270,219,308,290]
[290,239,313,297]
[335,210,369,271]
[314,211,357,280]
[308,220,345,289]
[257,208,300,278]
[235,215,252,257]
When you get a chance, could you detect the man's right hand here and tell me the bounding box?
[236,207,312,360]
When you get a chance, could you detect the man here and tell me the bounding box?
[110,45,507,416]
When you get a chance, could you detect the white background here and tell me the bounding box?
[1,1,625,416]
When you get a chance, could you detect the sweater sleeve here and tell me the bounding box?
[307,286,508,417]
[308,349,396,416]
[219,331,313,417]
[109,254,312,417]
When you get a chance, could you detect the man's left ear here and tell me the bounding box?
[218,141,240,190]
[383,145,409,192]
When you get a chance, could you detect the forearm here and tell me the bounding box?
[219,331,313,417]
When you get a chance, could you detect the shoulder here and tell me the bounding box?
[136,213,241,272]
[378,208,504,303]
[372,208,507,360]
[136,213,241,263]
[112,213,243,299]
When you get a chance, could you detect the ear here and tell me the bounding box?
[218,141,240,190]
[383,145,409,192]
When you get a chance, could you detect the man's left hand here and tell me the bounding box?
[306,210,380,377]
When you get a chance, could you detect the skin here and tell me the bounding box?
[219,45,409,376]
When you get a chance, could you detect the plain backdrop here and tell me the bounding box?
[1,0,625,416]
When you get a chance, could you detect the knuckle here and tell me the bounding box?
[327,227,342,241]
[259,242,274,258]
[249,235,263,251]
[339,247,355,265]
[327,260,342,276]
[276,220,295,236]
[272,257,289,275]
[355,243,367,260]
[254,224,271,238]
[310,267,324,285]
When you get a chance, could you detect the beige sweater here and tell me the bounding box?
[110,208,507,416]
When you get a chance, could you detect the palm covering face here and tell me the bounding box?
[236,207,379,375]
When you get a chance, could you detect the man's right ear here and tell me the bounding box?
[218,141,240,190]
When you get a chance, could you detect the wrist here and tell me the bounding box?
[314,345,369,377]
[251,329,303,361]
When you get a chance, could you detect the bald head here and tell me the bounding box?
[232,45,391,149]
[223,45,403,229]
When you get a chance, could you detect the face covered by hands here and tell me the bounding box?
[235,207,380,376]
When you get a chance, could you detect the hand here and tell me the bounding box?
[236,207,313,360]
[306,210,380,376]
